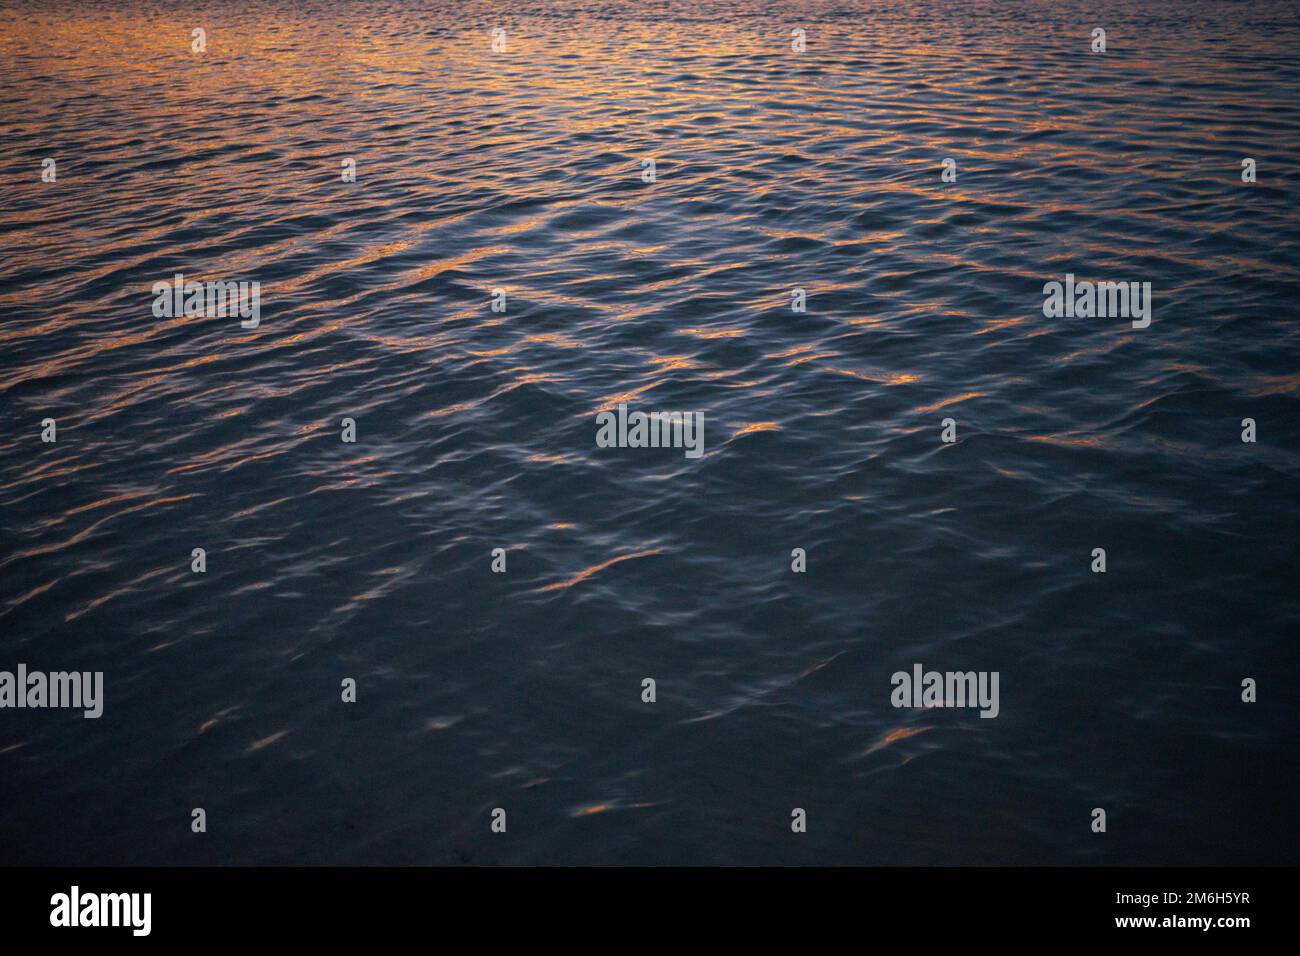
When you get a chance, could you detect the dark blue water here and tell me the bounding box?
[1,0,1298,865]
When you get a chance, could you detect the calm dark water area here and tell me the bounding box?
[1,0,1298,866]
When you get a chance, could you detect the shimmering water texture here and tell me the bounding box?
[1,0,1298,865]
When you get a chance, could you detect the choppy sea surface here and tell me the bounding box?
[1,0,1298,865]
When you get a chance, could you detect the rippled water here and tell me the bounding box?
[2,0,1298,865]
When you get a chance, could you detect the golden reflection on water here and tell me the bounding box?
[863,725,933,756]
[914,391,986,414]
[533,547,665,594]
[5,5,1292,545]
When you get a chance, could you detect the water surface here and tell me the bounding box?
[1,0,1298,865]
